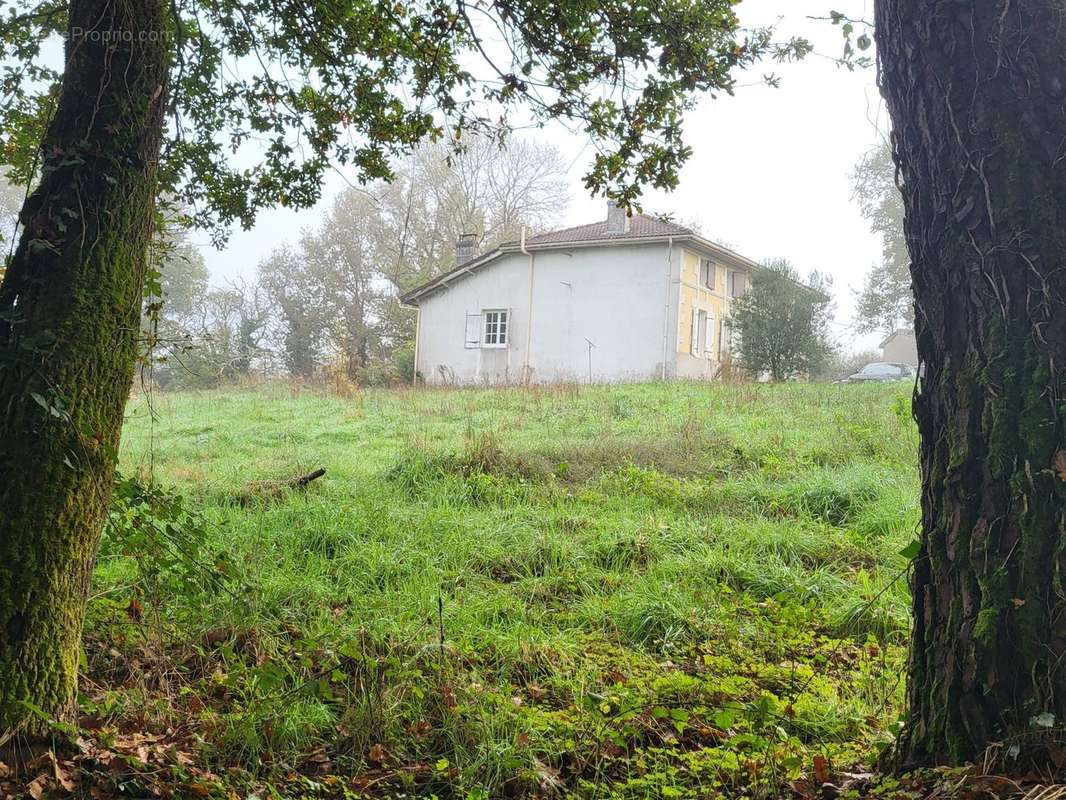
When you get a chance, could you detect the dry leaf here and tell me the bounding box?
[1054,450,1066,481]
[49,752,77,793]
[813,754,831,784]
[127,596,143,622]
[27,776,47,800]
[367,743,386,764]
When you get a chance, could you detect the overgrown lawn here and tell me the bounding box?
[87,381,918,798]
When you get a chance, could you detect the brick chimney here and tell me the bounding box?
[456,233,478,264]
[606,200,629,235]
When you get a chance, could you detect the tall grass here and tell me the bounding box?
[93,380,919,797]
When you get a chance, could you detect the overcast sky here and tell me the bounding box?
[197,0,887,352]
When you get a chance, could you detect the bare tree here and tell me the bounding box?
[366,135,570,292]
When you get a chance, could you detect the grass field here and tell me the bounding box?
[89,381,920,798]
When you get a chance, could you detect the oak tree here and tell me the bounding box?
[877,0,1066,767]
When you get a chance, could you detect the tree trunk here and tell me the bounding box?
[876,0,1066,767]
[0,0,168,735]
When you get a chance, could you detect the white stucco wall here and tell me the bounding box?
[414,243,677,384]
[882,330,919,367]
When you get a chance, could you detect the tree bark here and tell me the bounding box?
[0,0,168,735]
[876,0,1066,767]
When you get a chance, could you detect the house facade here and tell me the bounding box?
[880,329,919,367]
[400,203,758,384]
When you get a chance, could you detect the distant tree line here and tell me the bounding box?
[150,137,568,389]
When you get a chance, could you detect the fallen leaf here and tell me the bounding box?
[27,776,48,800]
[367,743,386,764]
[1054,450,1066,481]
[534,758,562,792]
[178,751,195,767]
[50,752,77,793]
[813,754,830,784]
[1050,743,1066,768]
[78,713,106,730]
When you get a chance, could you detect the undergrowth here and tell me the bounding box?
[73,381,919,799]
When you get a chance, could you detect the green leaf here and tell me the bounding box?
[714,709,737,729]
[30,392,50,411]
[899,540,922,559]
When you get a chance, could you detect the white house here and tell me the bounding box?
[880,329,919,367]
[400,203,760,384]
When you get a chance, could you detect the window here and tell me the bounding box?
[691,309,712,357]
[699,258,715,290]
[482,309,508,347]
[729,271,747,299]
[719,319,732,358]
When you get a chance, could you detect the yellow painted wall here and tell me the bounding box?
[676,249,733,357]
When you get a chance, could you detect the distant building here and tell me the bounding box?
[400,202,762,384]
[880,329,918,367]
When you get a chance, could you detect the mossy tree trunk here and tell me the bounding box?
[876,0,1066,767]
[0,0,168,735]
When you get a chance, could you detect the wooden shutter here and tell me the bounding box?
[731,272,747,298]
[689,309,699,356]
[464,312,482,349]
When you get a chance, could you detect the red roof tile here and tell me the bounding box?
[524,213,692,245]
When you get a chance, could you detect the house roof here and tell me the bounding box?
[524,213,693,245]
[879,329,915,348]
[399,211,761,305]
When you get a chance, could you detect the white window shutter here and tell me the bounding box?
[464,312,482,349]
[690,309,699,356]
[705,313,715,356]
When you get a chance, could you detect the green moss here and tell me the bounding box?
[973,607,1000,646]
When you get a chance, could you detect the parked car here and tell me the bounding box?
[845,362,915,383]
